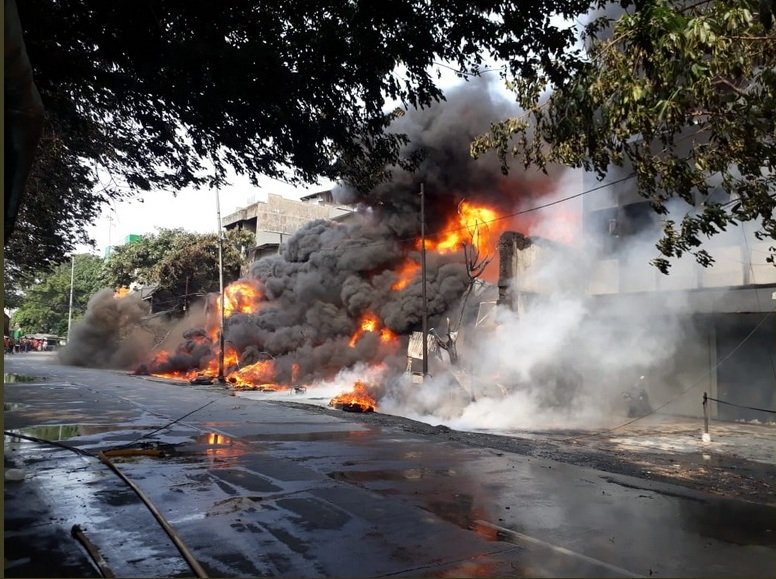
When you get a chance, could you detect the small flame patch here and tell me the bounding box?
[329,381,376,413]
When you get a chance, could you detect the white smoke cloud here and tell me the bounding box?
[376,171,713,431]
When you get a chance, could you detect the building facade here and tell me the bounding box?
[498,170,776,421]
[222,191,352,260]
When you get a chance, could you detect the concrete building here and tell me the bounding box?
[497,170,776,421]
[222,191,352,260]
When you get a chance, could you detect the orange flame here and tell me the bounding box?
[148,350,200,381]
[151,368,202,381]
[423,201,498,257]
[227,358,279,390]
[219,280,263,318]
[349,312,380,347]
[380,328,397,343]
[391,259,420,291]
[200,343,240,377]
[114,287,130,299]
[329,381,376,412]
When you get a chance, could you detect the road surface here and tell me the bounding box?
[4,352,775,577]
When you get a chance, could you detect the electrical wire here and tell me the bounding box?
[559,306,776,441]
[319,173,638,254]
[113,399,217,450]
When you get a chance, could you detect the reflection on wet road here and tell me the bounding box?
[4,355,775,577]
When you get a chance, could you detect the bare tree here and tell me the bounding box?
[432,200,494,366]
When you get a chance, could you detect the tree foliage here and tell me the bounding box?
[9,0,595,277]
[5,125,104,279]
[472,0,776,272]
[101,228,254,315]
[11,254,105,336]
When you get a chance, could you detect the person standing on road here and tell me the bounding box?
[624,375,653,417]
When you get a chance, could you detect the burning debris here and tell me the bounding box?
[189,375,215,385]
[128,80,554,392]
[329,381,377,413]
[68,79,603,426]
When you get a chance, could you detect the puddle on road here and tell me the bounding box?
[5,423,132,442]
[678,498,776,547]
[170,432,245,462]
[196,432,236,445]
[4,373,41,383]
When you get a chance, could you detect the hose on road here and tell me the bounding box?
[4,430,208,578]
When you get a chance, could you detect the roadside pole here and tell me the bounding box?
[67,255,75,343]
[420,183,428,377]
[216,188,226,383]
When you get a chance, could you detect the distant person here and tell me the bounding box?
[624,375,653,417]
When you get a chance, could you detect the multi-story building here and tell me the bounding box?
[222,191,352,260]
[498,169,776,421]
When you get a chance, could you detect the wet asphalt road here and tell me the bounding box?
[4,353,776,578]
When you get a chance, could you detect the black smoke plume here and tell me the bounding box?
[59,289,155,369]
[66,79,560,385]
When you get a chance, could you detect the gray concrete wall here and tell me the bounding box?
[223,193,353,249]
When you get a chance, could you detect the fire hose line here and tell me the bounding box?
[96,451,209,578]
[705,396,776,415]
[71,524,116,578]
[4,430,208,579]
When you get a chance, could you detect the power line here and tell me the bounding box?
[560,306,776,441]
[320,173,637,254]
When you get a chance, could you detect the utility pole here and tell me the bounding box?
[216,188,226,383]
[420,183,428,377]
[67,255,75,343]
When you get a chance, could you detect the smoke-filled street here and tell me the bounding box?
[5,353,775,578]
[7,3,776,578]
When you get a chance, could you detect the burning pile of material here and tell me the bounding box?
[130,81,560,394]
[137,204,496,392]
[329,381,377,413]
[69,80,576,416]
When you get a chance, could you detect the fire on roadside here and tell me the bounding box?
[135,199,504,392]
[329,381,376,413]
[227,359,280,391]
